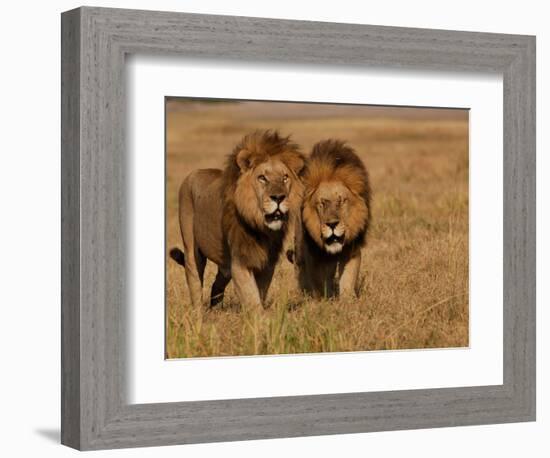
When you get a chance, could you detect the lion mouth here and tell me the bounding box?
[265,209,286,223]
[324,234,344,245]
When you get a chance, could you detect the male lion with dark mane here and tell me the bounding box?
[294,139,371,299]
[170,130,305,310]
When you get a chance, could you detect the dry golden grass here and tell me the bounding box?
[165,101,469,358]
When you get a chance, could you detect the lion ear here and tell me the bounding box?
[284,154,306,177]
[236,149,253,172]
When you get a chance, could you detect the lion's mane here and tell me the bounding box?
[222,130,305,271]
[302,139,371,250]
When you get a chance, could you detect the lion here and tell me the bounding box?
[293,139,371,299]
[169,130,305,310]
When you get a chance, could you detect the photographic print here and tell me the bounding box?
[165,98,469,358]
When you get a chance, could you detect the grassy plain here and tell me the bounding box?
[165,101,469,358]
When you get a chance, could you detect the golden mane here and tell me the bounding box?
[295,140,371,298]
[304,139,370,204]
[223,130,304,191]
[221,130,306,271]
[302,139,371,249]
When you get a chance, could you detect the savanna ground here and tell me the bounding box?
[165,100,469,358]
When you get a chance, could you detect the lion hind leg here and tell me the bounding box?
[210,268,231,307]
[178,177,207,308]
[181,247,205,308]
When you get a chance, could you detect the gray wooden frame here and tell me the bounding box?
[61,6,536,451]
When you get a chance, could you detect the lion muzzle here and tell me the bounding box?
[321,223,346,254]
[263,197,289,231]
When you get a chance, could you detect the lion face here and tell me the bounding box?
[251,159,293,231]
[232,145,304,233]
[303,180,368,255]
[311,181,352,254]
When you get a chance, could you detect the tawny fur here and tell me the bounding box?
[222,130,305,270]
[295,139,371,298]
[172,130,305,309]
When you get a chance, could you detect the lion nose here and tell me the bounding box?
[326,221,339,230]
[270,194,286,204]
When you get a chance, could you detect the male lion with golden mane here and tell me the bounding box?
[170,130,305,310]
[294,139,371,299]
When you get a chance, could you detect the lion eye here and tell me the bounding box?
[258,175,268,183]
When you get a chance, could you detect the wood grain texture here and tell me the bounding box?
[60,6,536,450]
[60,7,81,449]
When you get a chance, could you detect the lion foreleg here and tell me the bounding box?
[338,249,361,299]
[231,260,263,311]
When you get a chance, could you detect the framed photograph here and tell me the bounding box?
[61,6,536,450]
